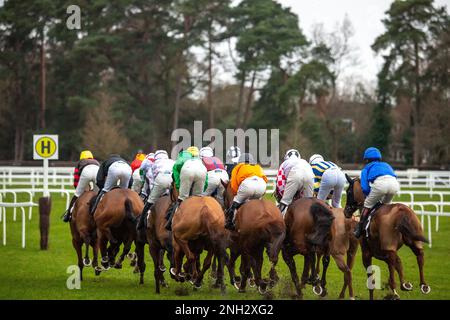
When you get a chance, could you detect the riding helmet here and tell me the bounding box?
[187,146,200,157]
[227,146,241,163]
[363,147,382,161]
[284,149,300,160]
[79,150,94,160]
[154,150,169,160]
[200,146,214,158]
[309,154,324,164]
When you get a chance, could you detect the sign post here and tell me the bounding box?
[33,134,58,250]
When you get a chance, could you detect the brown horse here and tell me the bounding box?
[282,197,335,299]
[344,175,430,300]
[93,188,143,272]
[314,208,359,299]
[70,190,99,279]
[170,195,230,290]
[135,195,174,293]
[223,183,285,294]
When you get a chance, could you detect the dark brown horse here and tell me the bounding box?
[223,183,285,294]
[93,188,143,272]
[344,175,430,299]
[171,195,230,290]
[135,195,174,293]
[281,197,335,299]
[70,190,99,279]
[314,208,359,299]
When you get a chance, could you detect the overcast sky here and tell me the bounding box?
[277,0,450,88]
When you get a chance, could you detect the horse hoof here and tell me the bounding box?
[170,268,177,277]
[194,283,202,290]
[127,252,137,260]
[312,285,323,296]
[401,282,413,291]
[248,278,256,288]
[210,273,217,281]
[258,285,268,295]
[114,263,122,269]
[384,293,400,300]
[320,288,328,298]
[161,281,169,288]
[233,282,240,291]
[421,284,431,294]
[159,265,166,273]
[83,258,92,267]
[349,297,356,301]
[130,260,136,267]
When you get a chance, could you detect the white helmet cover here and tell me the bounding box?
[154,150,168,161]
[285,149,301,160]
[309,154,324,164]
[200,146,214,158]
[227,146,241,163]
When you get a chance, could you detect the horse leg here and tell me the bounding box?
[227,248,240,289]
[135,239,146,285]
[72,238,84,281]
[300,253,311,289]
[385,251,399,299]
[392,254,412,292]
[82,235,91,267]
[238,253,251,293]
[281,246,302,298]
[216,248,227,292]
[408,245,430,294]
[194,250,213,288]
[91,239,100,275]
[346,240,358,299]
[362,250,374,300]
[211,256,218,280]
[115,236,133,269]
[97,230,109,271]
[334,253,353,300]
[251,247,266,294]
[318,254,330,297]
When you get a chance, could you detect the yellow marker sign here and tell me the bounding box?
[33,134,59,160]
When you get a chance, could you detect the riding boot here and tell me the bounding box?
[277,202,287,216]
[225,201,240,231]
[165,199,182,231]
[62,195,78,222]
[90,190,106,215]
[354,207,370,239]
[137,202,153,231]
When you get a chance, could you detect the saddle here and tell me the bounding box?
[363,202,383,238]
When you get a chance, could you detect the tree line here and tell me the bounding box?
[0,0,449,167]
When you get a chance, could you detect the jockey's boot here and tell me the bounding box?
[62,195,78,222]
[277,202,287,216]
[354,207,370,239]
[90,190,106,215]
[165,199,182,231]
[225,201,240,231]
[137,202,153,231]
[139,192,148,202]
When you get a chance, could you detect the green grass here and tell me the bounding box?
[0,187,449,300]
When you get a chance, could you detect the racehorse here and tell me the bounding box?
[135,195,174,293]
[93,188,143,272]
[344,174,430,300]
[314,208,359,299]
[223,183,286,294]
[281,197,335,299]
[170,195,230,290]
[70,190,99,280]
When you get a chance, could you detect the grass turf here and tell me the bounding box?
[0,187,449,300]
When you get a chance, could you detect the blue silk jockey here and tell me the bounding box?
[137,150,175,230]
[309,154,346,208]
[165,146,208,231]
[90,154,133,214]
[200,146,229,206]
[353,147,400,238]
[225,145,241,178]
[276,149,315,215]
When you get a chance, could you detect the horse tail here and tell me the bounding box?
[268,225,285,263]
[125,198,137,224]
[397,212,428,243]
[309,202,335,246]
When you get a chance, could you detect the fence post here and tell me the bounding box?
[39,196,51,250]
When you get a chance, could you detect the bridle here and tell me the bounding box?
[344,178,363,216]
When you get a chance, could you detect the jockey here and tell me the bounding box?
[131,152,146,194]
[200,146,229,206]
[90,154,133,215]
[225,145,241,177]
[138,153,155,200]
[309,154,346,208]
[225,153,268,230]
[354,147,400,238]
[165,146,208,230]
[137,150,175,230]
[276,149,314,215]
[62,150,99,222]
